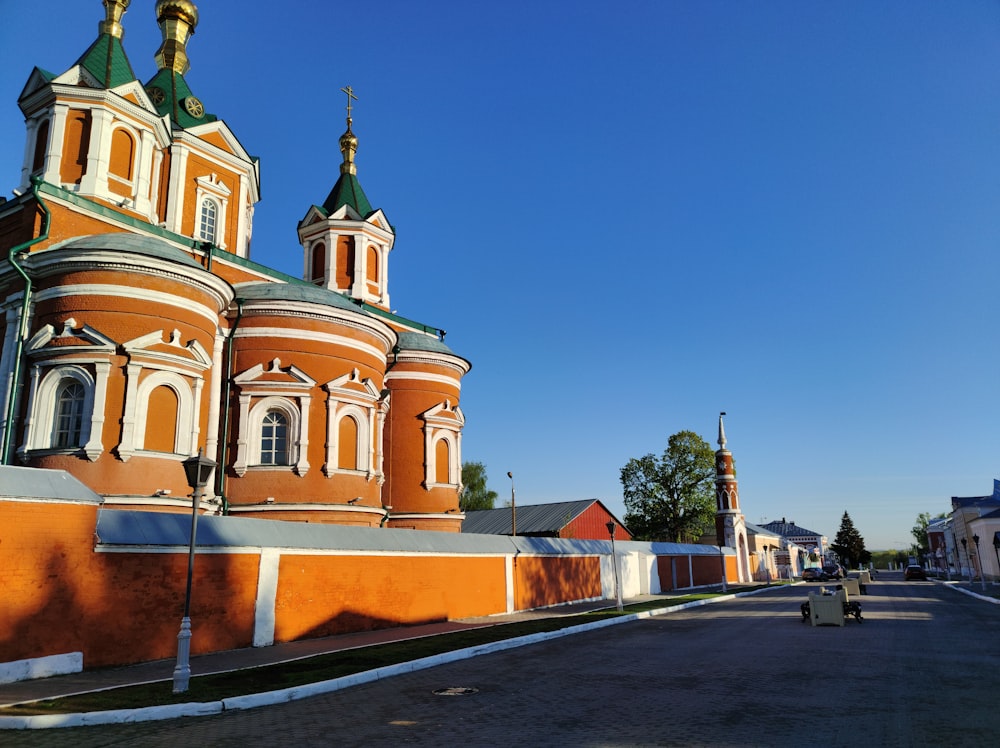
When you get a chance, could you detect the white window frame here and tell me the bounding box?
[22,365,98,457]
[242,396,301,471]
[131,371,196,455]
[118,330,209,463]
[233,359,313,477]
[420,400,464,490]
[322,369,380,479]
[194,173,231,249]
[19,319,114,462]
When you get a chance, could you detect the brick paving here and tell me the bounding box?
[4,574,1000,746]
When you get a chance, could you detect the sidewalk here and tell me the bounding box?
[0,594,660,708]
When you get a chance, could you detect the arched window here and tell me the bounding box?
[53,380,86,448]
[366,245,379,284]
[311,242,326,285]
[335,236,354,289]
[337,415,359,470]
[61,110,91,185]
[199,198,218,244]
[144,385,179,453]
[32,119,50,174]
[109,128,135,181]
[434,438,450,484]
[260,410,289,466]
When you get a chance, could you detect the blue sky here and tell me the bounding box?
[2,1,998,550]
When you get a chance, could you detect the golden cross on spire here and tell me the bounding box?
[341,85,358,121]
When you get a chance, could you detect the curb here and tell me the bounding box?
[0,587,771,730]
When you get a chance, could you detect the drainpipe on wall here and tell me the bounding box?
[215,298,243,513]
[2,176,51,464]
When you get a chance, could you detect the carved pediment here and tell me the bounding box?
[123,330,211,370]
[235,358,316,392]
[27,318,116,356]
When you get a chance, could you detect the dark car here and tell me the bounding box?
[823,564,845,580]
[904,565,927,581]
[801,567,826,582]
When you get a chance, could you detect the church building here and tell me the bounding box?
[0,0,470,531]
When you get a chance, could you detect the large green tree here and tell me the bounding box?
[620,430,716,542]
[830,511,871,568]
[911,512,947,557]
[460,461,498,512]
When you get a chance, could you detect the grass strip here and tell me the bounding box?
[2,588,771,715]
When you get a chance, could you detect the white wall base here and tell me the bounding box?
[0,652,83,684]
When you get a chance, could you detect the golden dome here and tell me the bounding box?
[98,0,131,40]
[156,0,199,28]
[154,0,199,74]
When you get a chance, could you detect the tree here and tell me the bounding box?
[830,511,870,568]
[460,461,498,512]
[621,430,716,542]
[911,512,932,556]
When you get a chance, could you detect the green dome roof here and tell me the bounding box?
[49,233,202,268]
[233,282,364,313]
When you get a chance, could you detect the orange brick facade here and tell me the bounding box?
[1,1,470,531]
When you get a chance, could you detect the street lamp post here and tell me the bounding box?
[606,520,623,612]
[973,534,985,592]
[172,449,217,694]
[961,537,968,582]
[718,545,729,593]
[507,471,516,537]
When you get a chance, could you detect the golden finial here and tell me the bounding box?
[154,0,199,75]
[339,85,359,176]
[99,0,131,39]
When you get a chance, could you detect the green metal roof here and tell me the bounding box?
[321,173,373,218]
[233,281,366,313]
[75,34,137,89]
[396,330,456,356]
[144,68,217,129]
[45,233,203,268]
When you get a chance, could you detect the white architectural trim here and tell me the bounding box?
[420,400,464,489]
[322,369,379,478]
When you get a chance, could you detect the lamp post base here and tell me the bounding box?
[172,616,192,694]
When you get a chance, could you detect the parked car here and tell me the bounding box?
[904,565,927,581]
[801,567,826,582]
[823,564,845,580]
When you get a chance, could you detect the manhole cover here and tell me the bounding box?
[432,687,479,696]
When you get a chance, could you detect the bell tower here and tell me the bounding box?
[714,412,749,582]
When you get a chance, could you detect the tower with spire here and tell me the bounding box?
[297,86,395,310]
[714,412,750,582]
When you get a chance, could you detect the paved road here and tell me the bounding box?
[6,575,1000,747]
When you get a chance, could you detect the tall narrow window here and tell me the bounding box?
[260,410,289,465]
[199,198,218,244]
[53,380,85,448]
[311,242,326,285]
[32,119,50,174]
[435,438,450,484]
[337,415,358,470]
[109,128,135,181]
[145,385,179,453]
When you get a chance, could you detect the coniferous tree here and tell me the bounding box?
[830,511,870,568]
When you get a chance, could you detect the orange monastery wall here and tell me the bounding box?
[0,501,258,668]
[513,555,602,610]
[0,500,733,672]
[273,554,507,643]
